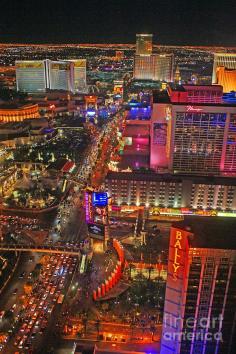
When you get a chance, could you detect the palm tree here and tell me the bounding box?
[95,319,101,338]
[129,263,136,279]
[82,316,88,336]
[150,324,156,341]
[130,320,135,340]
[148,266,154,281]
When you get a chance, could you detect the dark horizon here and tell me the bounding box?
[1,0,236,47]
[1,39,236,48]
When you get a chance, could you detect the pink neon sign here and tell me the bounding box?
[187,105,203,112]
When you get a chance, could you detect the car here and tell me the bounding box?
[0,311,5,320]
[19,272,26,279]
[20,323,27,332]
[38,301,44,309]
[42,293,48,301]
[29,297,35,305]
[32,311,39,320]
[10,304,17,312]
[30,304,37,312]
[13,288,18,295]
[14,339,19,346]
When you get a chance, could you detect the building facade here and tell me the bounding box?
[16,59,86,93]
[134,54,174,82]
[212,53,236,84]
[136,34,153,55]
[16,60,47,93]
[68,59,87,92]
[152,54,174,82]
[47,60,74,92]
[160,218,236,354]
[150,85,236,175]
[216,66,236,93]
[0,104,39,122]
[106,171,236,212]
[134,55,154,80]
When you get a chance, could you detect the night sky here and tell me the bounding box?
[1,0,236,45]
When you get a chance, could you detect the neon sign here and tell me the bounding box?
[85,192,93,223]
[92,192,108,207]
[187,106,203,112]
[172,230,183,281]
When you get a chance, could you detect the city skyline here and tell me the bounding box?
[1,3,236,350]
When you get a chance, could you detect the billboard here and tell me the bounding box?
[88,223,105,239]
[73,59,86,68]
[114,80,123,96]
[92,192,108,207]
[153,123,167,145]
[94,206,108,225]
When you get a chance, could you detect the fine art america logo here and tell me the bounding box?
[163,314,223,342]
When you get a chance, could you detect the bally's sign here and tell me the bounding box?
[172,230,183,281]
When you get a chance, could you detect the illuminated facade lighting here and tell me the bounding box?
[161,219,236,354]
[216,66,236,93]
[136,34,153,55]
[106,171,236,211]
[212,53,236,83]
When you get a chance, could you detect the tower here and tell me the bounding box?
[136,34,153,55]
[174,66,181,84]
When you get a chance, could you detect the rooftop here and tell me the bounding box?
[153,86,236,106]
[173,216,236,250]
[106,171,236,186]
[152,90,170,104]
[0,103,37,110]
[47,158,69,171]
[0,121,29,129]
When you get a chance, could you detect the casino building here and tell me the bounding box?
[215,66,236,93]
[212,53,236,84]
[0,103,39,122]
[160,217,236,354]
[16,59,86,93]
[106,171,236,213]
[150,84,236,175]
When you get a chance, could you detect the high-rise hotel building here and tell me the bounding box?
[46,60,74,92]
[136,34,153,56]
[160,217,236,354]
[215,66,236,93]
[150,84,236,175]
[106,171,236,212]
[134,55,154,80]
[16,59,86,93]
[152,54,174,82]
[16,60,47,93]
[212,53,236,84]
[134,53,174,82]
[134,34,174,82]
[67,59,87,92]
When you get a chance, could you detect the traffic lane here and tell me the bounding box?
[5,256,70,353]
[0,252,39,313]
[35,259,79,353]
[27,256,77,352]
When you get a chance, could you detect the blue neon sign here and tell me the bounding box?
[92,192,108,207]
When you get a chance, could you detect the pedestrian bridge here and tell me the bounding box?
[0,244,81,256]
